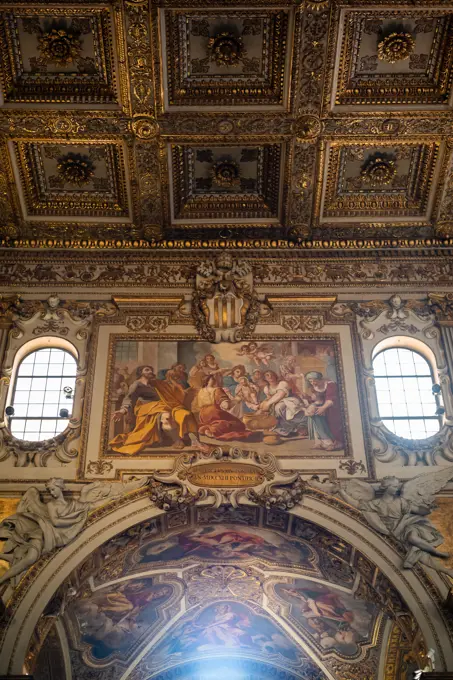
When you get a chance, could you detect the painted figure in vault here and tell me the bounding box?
[139,525,313,568]
[73,579,172,660]
[148,601,303,667]
[110,365,210,454]
[276,580,375,656]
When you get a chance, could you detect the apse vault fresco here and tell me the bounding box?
[33,510,402,680]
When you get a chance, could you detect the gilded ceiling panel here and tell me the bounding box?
[161,9,294,110]
[0,7,119,107]
[318,140,443,224]
[330,9,453,109]
[168,143,284,224]
[9,140,132,222]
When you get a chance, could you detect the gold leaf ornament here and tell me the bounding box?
[211,159,241,188]
[57,153,95,187]
[360,155,396,187]
[208,33,245,67]
[377,32,415,64]
[38,29,82,67]
[132,118,160,139]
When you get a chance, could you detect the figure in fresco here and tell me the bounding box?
[148,601,303,665]
[74,579,172,659]
[276,581,375,656]
[310,467,453,576]
[109,365,210,454]
[279,355,305,395]
[139,525,314,567]
[236,342,275,366]
[195,374,254,441]
[233,376,260,413]
[304,371,343,450]
[258,370,309,438]
[158,362,190,389]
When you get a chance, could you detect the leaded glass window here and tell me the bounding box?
[373,347,442,439]
[8,348,77,441]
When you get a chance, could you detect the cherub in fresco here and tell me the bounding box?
[278,586,354,624]
[236,342,275,366]
[233,376,260,412]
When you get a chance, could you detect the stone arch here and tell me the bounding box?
[2,492,452,678]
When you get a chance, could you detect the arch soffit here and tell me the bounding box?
[1,493,452,675]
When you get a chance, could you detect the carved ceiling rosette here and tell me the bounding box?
[377,32,415,64]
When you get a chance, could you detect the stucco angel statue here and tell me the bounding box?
[0,476,148,586]
[311,467,453,576]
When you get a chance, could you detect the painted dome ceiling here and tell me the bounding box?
[32,507,422,680]
[0,0,452,246]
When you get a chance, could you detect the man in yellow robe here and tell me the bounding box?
[110,365,209,455]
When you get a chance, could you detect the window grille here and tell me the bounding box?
[373,347,442,440]
[8,347,77,441]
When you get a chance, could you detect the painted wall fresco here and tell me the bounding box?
[145,600,307,674]
[71,577,174,662]
[274,578,378,657]
[134,524,316,570]
[104,338,348,457]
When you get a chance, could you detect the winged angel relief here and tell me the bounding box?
[312,467,453,576]
[0,477,147,586]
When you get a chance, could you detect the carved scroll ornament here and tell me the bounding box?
[149,446,305,511]
[180,254,271,342]
[0,295,117,467]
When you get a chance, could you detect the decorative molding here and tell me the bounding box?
[150,447,305,510]
[0,295,117,467]
[181,253,271,342]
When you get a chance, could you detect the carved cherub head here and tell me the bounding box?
[46,477,66,498]
[380,476,402,495]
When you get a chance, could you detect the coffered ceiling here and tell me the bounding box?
[0,0,453,245]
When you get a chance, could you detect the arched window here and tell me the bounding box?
[373,346,442,439]
[8,347,77,441]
